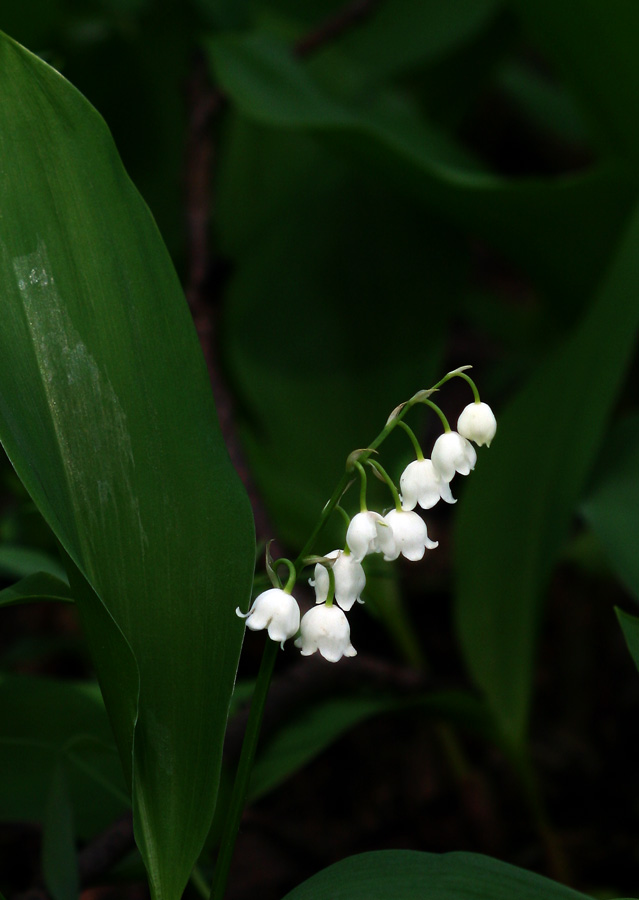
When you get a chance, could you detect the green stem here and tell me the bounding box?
[315,371,458,515]
[325,563,336,608]
[210,639,279,900]
[367,459,402,511]
[456,371,481,403]
[429,364,472,392]
[211,365,478,899]
[430,365,481,404]
[271,557,297,593]
[354,460,369,512]
[396,420,424,460]
[294,475,353,571]
[334,504,352,535]
[514,749,571,884]
[420,398,451,433]
[191,864,210,899]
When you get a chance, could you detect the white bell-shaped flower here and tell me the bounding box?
[400,458,456,510]
[295,603,357,663]
[346,510,398,562]
[384,508,438,561]
[431,431,477,483]
[457,401,497,447]
[309,549,366,612]
[236,588,300,645]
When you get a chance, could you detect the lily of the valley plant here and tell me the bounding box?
[237,366,497,662]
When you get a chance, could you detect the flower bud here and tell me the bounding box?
[310,549,366,611]
[431,431,477,483]
[295,604,357,662]
[400,458,456,510]
[346,510,398,562]
[236,588,300,645]
[457,401,497,447]
[384,508,438,561]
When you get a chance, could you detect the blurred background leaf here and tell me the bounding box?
[249,689,492,802]
[506,0,639,166]
[454,204,639,749]
[281,849,604,899]
[616,609,639,675]
[42,763,80,900]
[0,674,127,835]
[0,573,72,609]
[582,414,639,600]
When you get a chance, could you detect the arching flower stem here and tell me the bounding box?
[396,419,424,460]
[430,364,481,404]
[271,557,297,594]
[210,639,278,900]
[367,458,402,512]
[353,460,370,512]
[456,370,481,403]
[334,504,353,551]
[325,563,336,608]
[420,398,451,433]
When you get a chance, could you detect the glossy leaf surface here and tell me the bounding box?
[0,32,254,899]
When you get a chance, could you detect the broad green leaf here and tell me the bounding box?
[281,849,603,900]
[616,609,639,676]
[0,571,72,607]
[0,32,254,900]
[495,60,591,148]
[582,414,639,599]
[249,696,398,802]
[309,0,501,84]
[207,32,634,298]
[507,0,639,166]
[0,673,128,837]
[43,764,79,900]
[249,691,492,802]
[0,544,67,580]
[455,203,639,749]
[191,0,251,29]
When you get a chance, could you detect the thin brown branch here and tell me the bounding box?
[10,814,136,900]
[77,811,136,884]
[183,54,273,542]
[182,0,384,541]
[184,58,225,316]
[295,0,383,58]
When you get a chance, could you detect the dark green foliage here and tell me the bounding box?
[0,2,638,898]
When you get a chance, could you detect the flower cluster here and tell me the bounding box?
[237,385,496,663]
